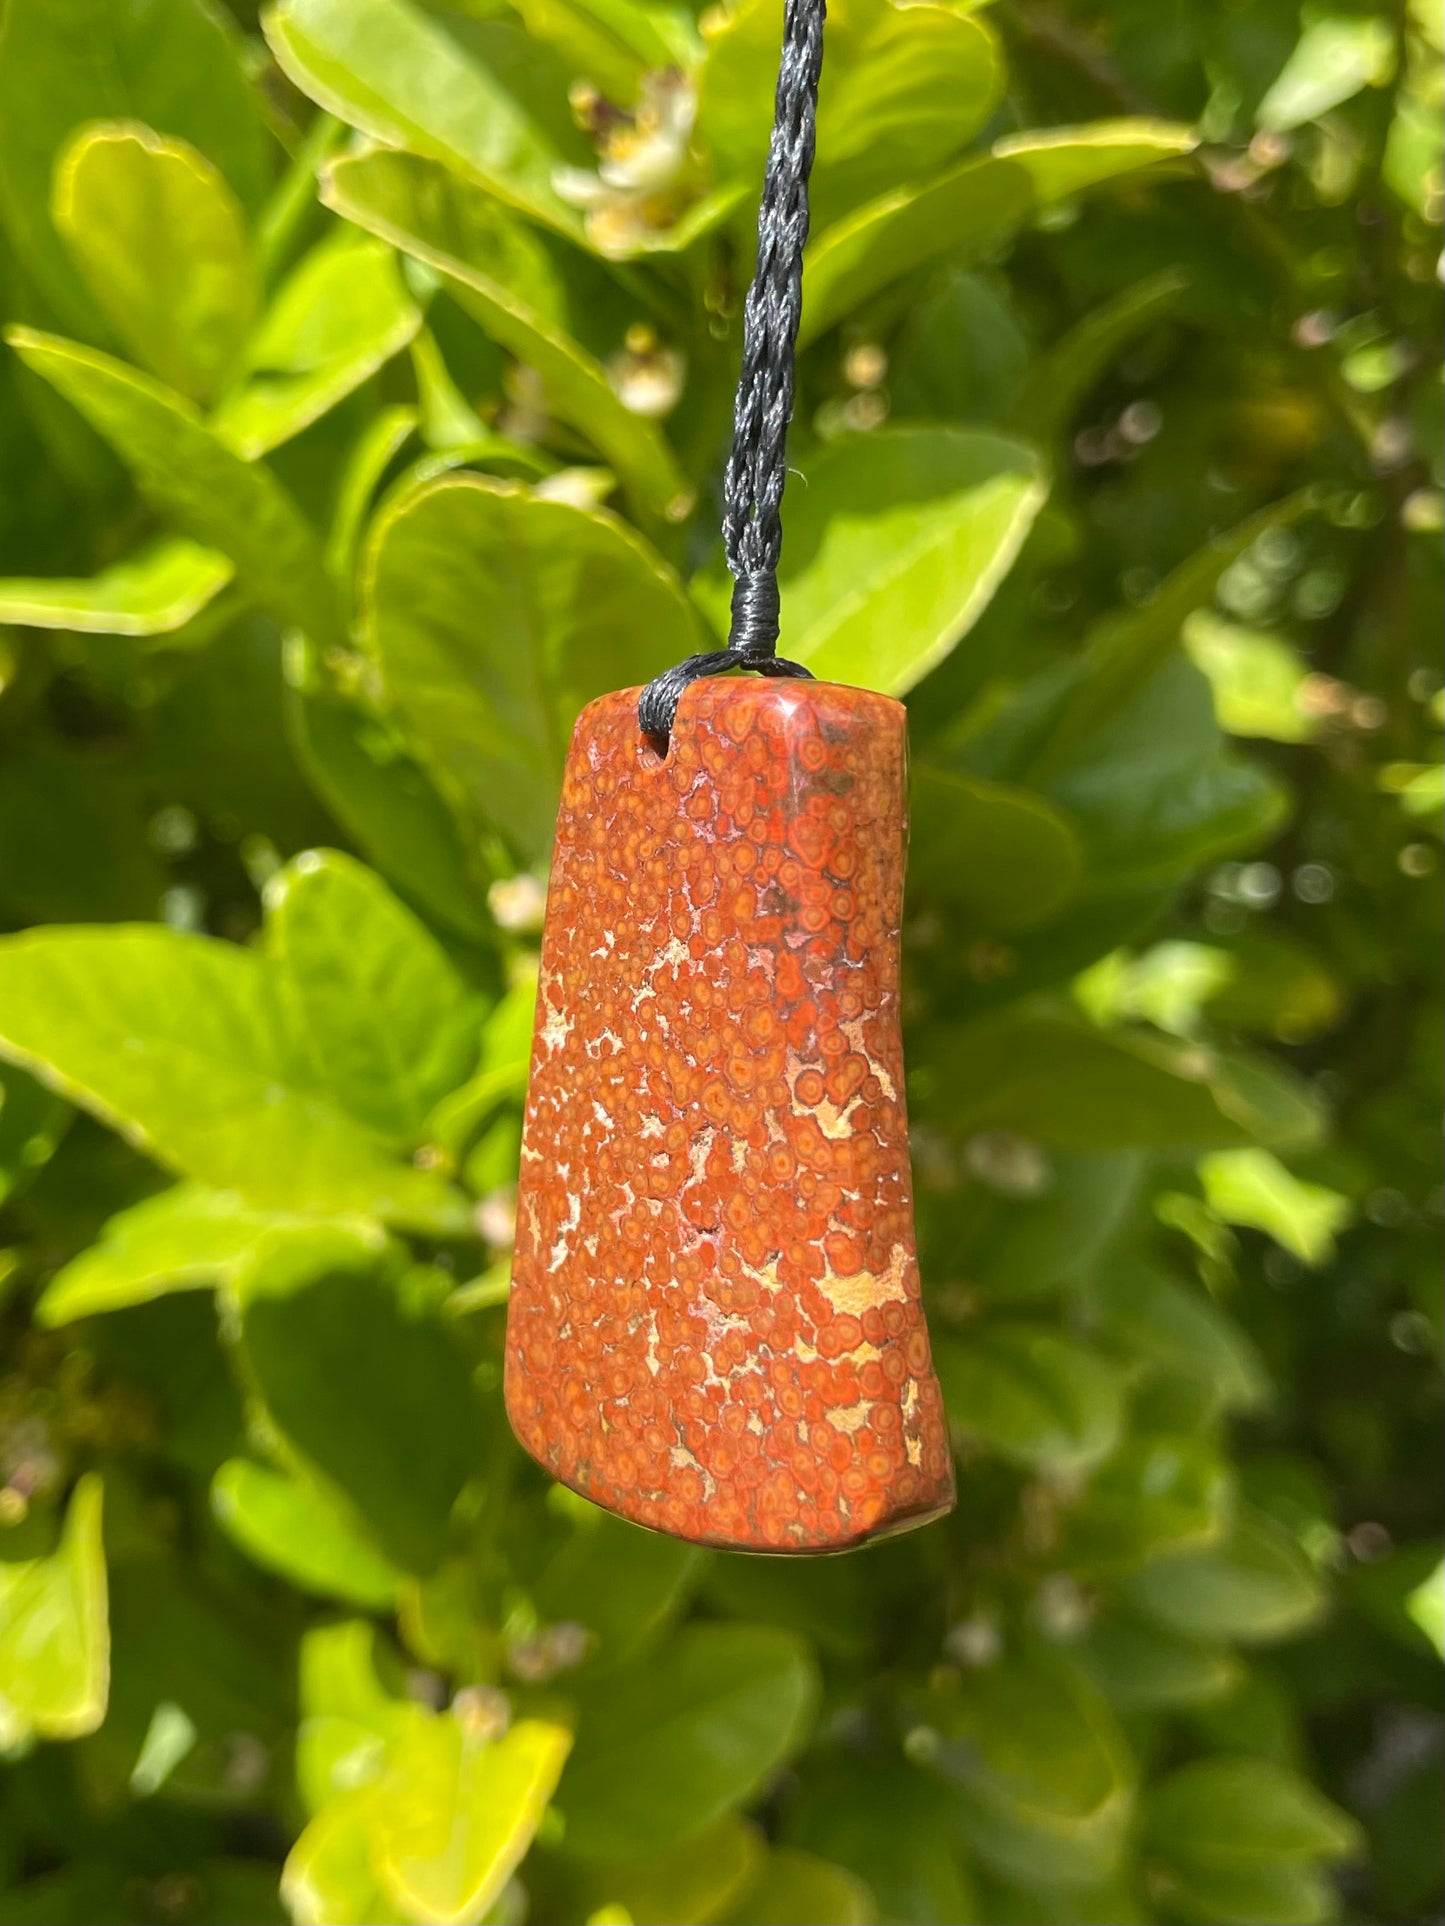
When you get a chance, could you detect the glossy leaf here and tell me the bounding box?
[285,668,493,942]
[1083,1258,1270,1413]
[559,1625,817,1858]
[0,927,465,1228]
[935,1325,1124,1472]
[212,1459,404,1610]
[321,146,689,515]
[0,538,233,637]
[801,122,1196,345]
[363,472,701,862]
[52,121,256,404]
[533,1510,702,1669]
[0,1475,108,1746]
[1073,1610,1241,1712]
[213,233,422,459]
[236,1233,485,1571]
[372,1709,573,1924]
[0,1063,69,1210]
[1198,1148,1353,1267]
[921,1010,1321,1151]
[7,328,342,648]
[700,0,1001,227]
[1122,1507,1325,1644]
[283,1788,403,1926]
[696,428,1046,696]
[1183,613,1314,743]
[909,765,1082,932]
[569,1819,765,1925]
[264,849,484,1145]
[1065,1434,1234,1572]
[0,0,271,330]
[264,0,585,238]
[786,1751,979,1926]
[927,1650,1135,1888]
[730,1846,876,1926]
[36,1182,383,1326]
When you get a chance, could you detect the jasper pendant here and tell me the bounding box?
[504,679,955,1552]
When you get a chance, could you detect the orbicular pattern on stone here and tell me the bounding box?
[505,679,954,1551]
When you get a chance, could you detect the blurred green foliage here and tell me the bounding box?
[0,0,1440,1920]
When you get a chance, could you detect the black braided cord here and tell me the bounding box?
[638,0,825,745]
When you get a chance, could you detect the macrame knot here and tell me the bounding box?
[728,570,781,657]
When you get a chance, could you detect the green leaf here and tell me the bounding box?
[0,927,465,1228]
[1122,1507,1325,1644]
[0,538,233,637]
[801,122,1196,345]
[7,328,342,649]
[1039,657,1288,896]
[285,665,493,942]
[694,428,1045,696]
[363,472,701,862]
[52,121,257,404]
[35,1182,384,1326]
[265,849,484,1145]
[1147,1756,1361,1868]
[1198,1149,1353,1267]
[0,0,271,332]
[1183,613,1314,744]
[786,1751,980,1926]
[1152,1858,1338,1926]
[212,233,422,459]
[1013,269,1189,443]
[926,1650,1135,1889]
[534,1511,702,1670]
[1406,1556,1445,1659]
[569,1818,765,1926]
[0,1062,70,1210]
[935,1325,1124,1472]
[909,766,1082,933]
[699,0,1001,228]
[1072,1610,1241,1712]
[236,1233,484,1572]
[559,1625,818,1858]
[0,1475,108,1746]
[283,1788,404,1926]
[1257,15,1396,131]
[1064,1435,1233,1573]
[511,0,692,103]
[1083,1258,1270,1414]
[1023,495,1319,781]
[321,146,690,516]
[730,1847,876,1926]
[922,1010,1321,1151]
[211,1459,404,1610]
[264,0,585,239]
[372,1709,573,1925]
[297,1619,411,1815]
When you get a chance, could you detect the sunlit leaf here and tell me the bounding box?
[212,1459,404,1610]
[0,1475,108,1746]
[1198,1148,1353,1267]
[372,1709,573,1923]
[0,538,233,637]
[363,471,701,862]
[52,121,256,404]
[264,848,484,1145]
[213,233,422,458]
[264,0,587,238]
[801,122,1196,345]
[0,0,271,331]
[7,327,342,648]
[322,146,690,516]
[0,927,465,1228]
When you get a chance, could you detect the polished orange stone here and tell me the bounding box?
[504,679,955,1552]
